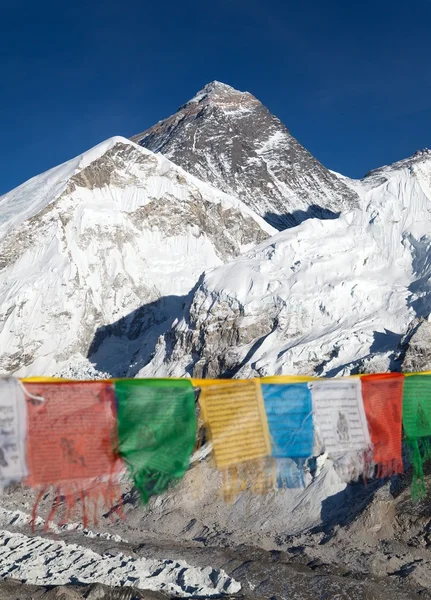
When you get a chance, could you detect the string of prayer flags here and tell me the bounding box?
[361,373,404,478]
[198,379,274,501]
[0,378,28,490]
[23,381,122,529]
[402,375,431,499]
[308,379,371,482]
[261,383,313,487]
[11,370,431,515]
[114,379,196,504]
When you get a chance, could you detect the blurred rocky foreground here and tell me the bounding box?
[0,581,166,600]
[2,461,431,599]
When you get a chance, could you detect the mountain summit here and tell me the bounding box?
[132,82,359,229]
[183,80,258,107]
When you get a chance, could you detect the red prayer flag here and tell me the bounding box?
[24,381,123,529]
[361,373,404,478]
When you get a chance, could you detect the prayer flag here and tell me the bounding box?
[309,379,371,481]
[261,383,313,487]
[0,378,28,489]
[361,373,404,478]
[198,379,273,500]
[115,379,196,503]
[24,381,122,528]
[402,374,431,498]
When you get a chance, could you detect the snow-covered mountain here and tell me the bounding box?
[1,81,430,380]
[0,137,274,377]
[3,83,431,599]
[141,149,431,378]
[132,81,360,230]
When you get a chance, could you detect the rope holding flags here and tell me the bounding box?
[2,371,431,528]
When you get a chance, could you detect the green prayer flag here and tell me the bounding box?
[115,379,197,503]
[402,375,431,499]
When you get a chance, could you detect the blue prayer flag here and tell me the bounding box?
[261,384,313,459]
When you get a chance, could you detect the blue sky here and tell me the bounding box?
[1,0,430,194]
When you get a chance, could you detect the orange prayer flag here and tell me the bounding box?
[360,373,404,478]
[24,381,123,529]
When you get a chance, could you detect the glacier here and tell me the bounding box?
[143,149,431,378]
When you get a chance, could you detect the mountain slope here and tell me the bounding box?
[0,137,274,377]
[142,149,431,378]
[132,81,359,230]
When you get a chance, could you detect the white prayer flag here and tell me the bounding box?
[0,378,28,489]
[308,379,371,456]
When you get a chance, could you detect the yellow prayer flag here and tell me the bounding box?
[199,379,271,468]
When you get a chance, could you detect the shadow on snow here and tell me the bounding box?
[264,205,340,231]
[87,294,189,378]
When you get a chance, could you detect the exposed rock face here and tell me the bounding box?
[401,319,431,372]
[132,81,360,230]
[0,581,168,600]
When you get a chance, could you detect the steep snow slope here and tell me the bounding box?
[0,137,274,377]
[132,82,359,230]
[142,150,431,378]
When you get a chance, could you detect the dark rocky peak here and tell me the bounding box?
[413,148,431,157]
[132,82,359,230]
[153,81,257,119]
[131,81,261,152]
